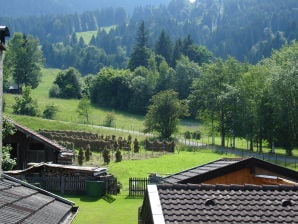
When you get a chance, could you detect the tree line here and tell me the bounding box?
[2,0,298,71]
[3,24,297,155]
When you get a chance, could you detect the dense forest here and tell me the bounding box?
[0,0,171,17]
[1,0,298,70]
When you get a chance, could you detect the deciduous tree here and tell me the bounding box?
[144,90,188,139]
[4,33,43,92]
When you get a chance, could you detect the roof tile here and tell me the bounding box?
[0,175,76,224]
[156,184,298,223]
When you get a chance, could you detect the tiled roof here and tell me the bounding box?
[162,157,298,184]
[156,183,298,223]
[0,174,77,224]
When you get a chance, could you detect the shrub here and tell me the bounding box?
[85,144,91,161]
[133,138,140,153]
[115,149,122,162]
[49,84,61,98]
[43,104,59,119]
[12,86,39,116]
[2,145,16,171]
[184,131,191,139]
[103,112,115,127]
[192,131,201,140]
[78,148,84,166]
[102,148,111,164]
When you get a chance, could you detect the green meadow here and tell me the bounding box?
[66,151,233,224]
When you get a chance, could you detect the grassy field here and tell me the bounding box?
[76,26,116,44]
[4,68,298,223]
[64,150,234,224]
[4,68,201,135]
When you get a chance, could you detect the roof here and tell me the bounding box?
[145,183,298,224]
[5,117,68,152]
[6,162,107,176]
[162,157,298,184]
[0,174,77,224]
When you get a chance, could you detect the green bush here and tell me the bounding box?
[78,148,84,166]
[12,87,39,116]
[184,131,191,139]
[2,145,16,171]
[115,149,122,162]
[49,84,61,98]
[192,131,201,140]
[102,148,111,164]
[43,104,59,119]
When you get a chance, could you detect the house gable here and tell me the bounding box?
[163,157,298,185]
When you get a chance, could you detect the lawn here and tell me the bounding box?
[4,67,200,135]
[64,150,234,224]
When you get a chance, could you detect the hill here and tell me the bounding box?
[2,0,298,64]
[0,0,171,17]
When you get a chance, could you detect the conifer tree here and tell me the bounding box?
[128,21,151,70]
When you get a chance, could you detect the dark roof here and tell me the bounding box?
[0,174,77,224]
[6,162,107,176]
[162,157,298,184]
[147,184,298,224]
[5,117,67,152]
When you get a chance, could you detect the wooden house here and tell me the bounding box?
[139,157,298,224]
[3,118,73,169]
[162,157,298,185]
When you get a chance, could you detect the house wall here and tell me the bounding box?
[203,168,292,185]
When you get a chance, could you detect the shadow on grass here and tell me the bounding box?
[79,195,102,202]
[102,194,116,203]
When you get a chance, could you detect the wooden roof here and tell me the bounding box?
[0,174,77,224]
[162,157,298,184]
[6,162,108,176]
[5,117,68,152]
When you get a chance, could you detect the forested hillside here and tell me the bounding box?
[2,0,297,66]
[0,0,171,17]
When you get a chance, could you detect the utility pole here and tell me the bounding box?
[0,26,10,173]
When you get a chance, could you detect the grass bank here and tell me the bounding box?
[65,150,234,224]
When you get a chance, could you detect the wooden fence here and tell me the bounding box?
[129,177,149,197]
[25,175,118,195]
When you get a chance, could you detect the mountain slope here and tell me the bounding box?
[0,0,171,17]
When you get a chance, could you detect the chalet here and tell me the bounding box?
[162,157,298,185]
[0,173,78,224]
[3,118,73,169]
[139,157,298,224]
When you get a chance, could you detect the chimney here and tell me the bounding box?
[0,26,10,174]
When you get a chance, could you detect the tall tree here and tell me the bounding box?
[155,29,172,65]
[77,95,91,123]
[144,90,188,139]
[188,57,245,147]
[127,21,151,70]
[4,33,43,92]
[174,56,201,99]
[263,42,298,155]
[52,67,82,99]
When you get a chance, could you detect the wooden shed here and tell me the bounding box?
[3,118,73,169]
